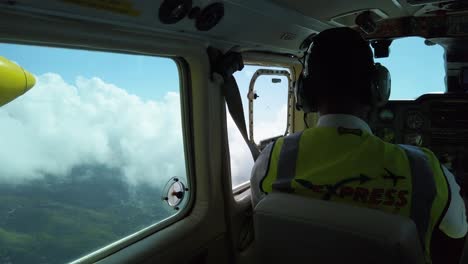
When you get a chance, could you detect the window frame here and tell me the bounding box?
[228,63,296,193]
[247,69,294,145]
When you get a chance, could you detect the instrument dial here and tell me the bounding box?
[406,111,424,130]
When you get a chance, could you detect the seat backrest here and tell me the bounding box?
[253,193,426,264]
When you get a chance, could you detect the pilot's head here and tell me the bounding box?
[299,27,389,117]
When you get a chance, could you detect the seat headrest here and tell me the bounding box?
[253,193,425,264]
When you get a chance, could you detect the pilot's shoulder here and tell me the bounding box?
[393,144,443,170]
[255,141,276,163]
[419,147,446,174]
[382,140,439,159]
[408,145,440,164]
[371,135,407,154]
[255,134,288,166]
[419,147,439,160]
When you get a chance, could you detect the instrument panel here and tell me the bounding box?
[371,94,468,194]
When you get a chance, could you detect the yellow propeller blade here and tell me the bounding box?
[0,56,36,107]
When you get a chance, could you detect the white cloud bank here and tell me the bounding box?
[0,72,287,188]
[0,73,185,186]
[227,104,287,187]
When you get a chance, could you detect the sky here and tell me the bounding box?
[375,37,445,98]
[0,43,179,101]
[0,44,185,187]
[0,37,446,187]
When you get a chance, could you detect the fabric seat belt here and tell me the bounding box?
[214,51,260,161]
[223,74,260,160]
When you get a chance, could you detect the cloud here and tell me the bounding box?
[0,73,185,187]
[255,104,288,143]
[0,71,287,189]
[227,104,287,187]
[226,115,254,187]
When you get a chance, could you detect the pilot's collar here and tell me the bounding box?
[316,114,373,135]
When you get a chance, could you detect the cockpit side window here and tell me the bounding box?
[229,65,290,190]
[0,43,189,264]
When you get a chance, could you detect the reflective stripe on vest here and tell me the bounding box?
[270,132,436,253]
[272,131,304,193]
[399,144,437,251]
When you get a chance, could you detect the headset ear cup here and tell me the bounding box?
[295,74,315,113]
[372,63,391,107]
[295,76,303,110]
[296,39,317,114]
[295,76,310,112]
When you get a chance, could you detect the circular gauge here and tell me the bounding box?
[406,111,424,130]
[379,109,395,122]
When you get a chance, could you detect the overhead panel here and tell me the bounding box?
[0,0,330,55]
[268,0,421,25]
[406,0,453,5]
[330,9,389,27]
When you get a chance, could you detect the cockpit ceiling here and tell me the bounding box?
[270,0,410,22]
[0,0,330,56]
[269,0,464,26]
[0,0,466,56]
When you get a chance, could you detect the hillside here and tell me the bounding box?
[0,165,172,264]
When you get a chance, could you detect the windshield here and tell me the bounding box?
[375,37,445,100]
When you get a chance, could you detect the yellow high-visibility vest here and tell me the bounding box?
[257,127,450,263]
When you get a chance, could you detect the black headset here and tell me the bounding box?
[295,36,391,113]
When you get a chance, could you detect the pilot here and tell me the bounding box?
[250,27,467,263]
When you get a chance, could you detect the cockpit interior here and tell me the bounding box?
[0,0,468,263]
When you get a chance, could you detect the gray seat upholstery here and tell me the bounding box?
[253,193,426,264]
